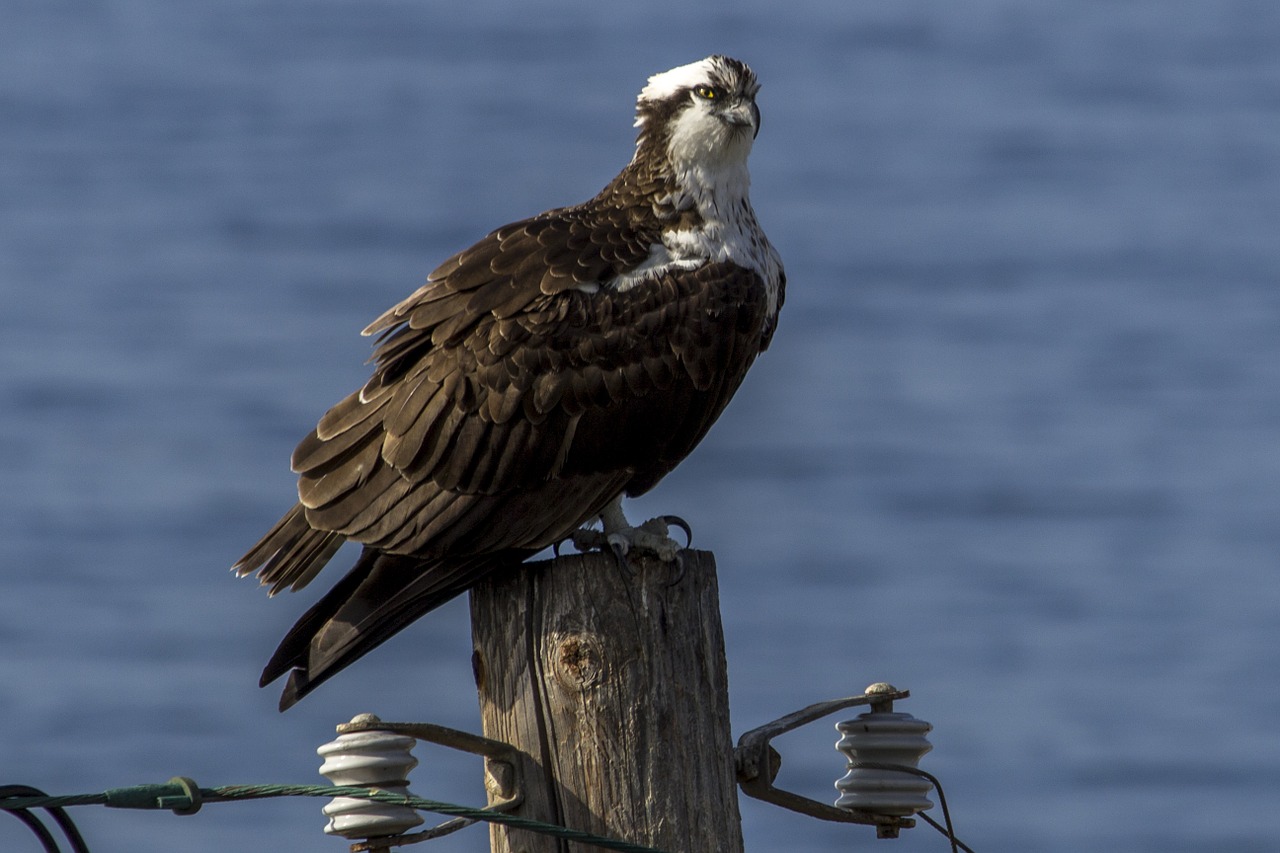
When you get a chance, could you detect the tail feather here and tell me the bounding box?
[262,547,528,710]
[258,547,381,687]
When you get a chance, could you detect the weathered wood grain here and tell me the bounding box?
[470,549,743,853]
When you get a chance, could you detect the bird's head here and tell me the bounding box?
[633,56,762,173]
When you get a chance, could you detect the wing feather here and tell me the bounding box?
[404,295,464,333]
[298,436,382,509]
[260,523,345,594]
[304,464,406,533]
[412,402,467,480]
[382,381,452,469]
[242,206,773,615]
[293,406,381,474]
[384,366,436,437]
[313,386,391,443]
[435,417,491,491]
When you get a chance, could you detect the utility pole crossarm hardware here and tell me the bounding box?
[735,684,929,839]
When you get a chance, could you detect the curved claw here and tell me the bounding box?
[659,515,693,548]
[608,539,634,577]
[664,550,688,588]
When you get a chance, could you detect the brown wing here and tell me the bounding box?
[297,256,771,554]
[237,234,772,597]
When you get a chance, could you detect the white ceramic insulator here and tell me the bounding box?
[834,710,934,816]
[317,726,425,839]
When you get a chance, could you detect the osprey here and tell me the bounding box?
[235,55,785,710]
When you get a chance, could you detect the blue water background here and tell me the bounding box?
[2,2,1279,851]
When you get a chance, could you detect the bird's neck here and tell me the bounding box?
[599,141,779,301]
[622,137,754,229]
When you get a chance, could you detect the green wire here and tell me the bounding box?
[0,780,668,853]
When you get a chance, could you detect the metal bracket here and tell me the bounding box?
[735,685,915,839]
[336,717,523,851]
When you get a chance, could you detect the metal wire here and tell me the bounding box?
[0,781,667,853]
[0,786,90,853]
[847,763,974,853]
[4,808,62,853]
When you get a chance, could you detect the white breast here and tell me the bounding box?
[605,185,782,319]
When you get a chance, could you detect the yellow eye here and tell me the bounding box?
[695,85,718,100]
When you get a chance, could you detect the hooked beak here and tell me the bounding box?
[720,99,761,139]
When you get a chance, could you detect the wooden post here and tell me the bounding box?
[469,549,744,853]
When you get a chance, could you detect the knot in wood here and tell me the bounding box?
[550,631,605,691]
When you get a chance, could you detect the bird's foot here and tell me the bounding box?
[571,514,691,562]
[564,502,693,582]
[558,497,693,578]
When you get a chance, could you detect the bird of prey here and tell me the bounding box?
[235,55,785,710]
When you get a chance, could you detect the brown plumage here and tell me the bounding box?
[235,55,784,709]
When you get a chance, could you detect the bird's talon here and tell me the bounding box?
[659,515,693,548]
[607,537,634,576]
[665,551,688,587]
[606,532,631,556]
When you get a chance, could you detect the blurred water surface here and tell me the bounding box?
[2,2,1279,851]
